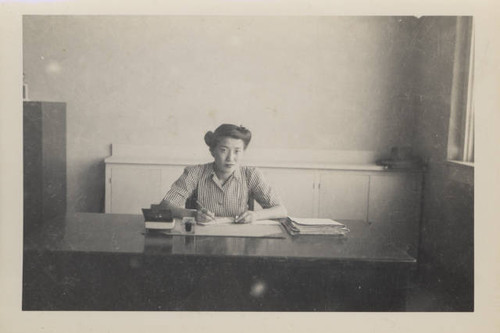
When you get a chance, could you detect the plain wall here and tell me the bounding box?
[23,16,420,213]
[413,17,474,310]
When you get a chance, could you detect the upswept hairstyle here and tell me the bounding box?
[204,124,252,151]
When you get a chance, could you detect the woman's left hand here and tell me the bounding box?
[234,211,255,224]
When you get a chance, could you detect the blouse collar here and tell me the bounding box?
[209,162,242,181]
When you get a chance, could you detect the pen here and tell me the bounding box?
[195,200,215,220]
[195,199,205,210]
[234,213,247,224]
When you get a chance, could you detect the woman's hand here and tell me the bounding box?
[234,211,255,224]
[196,208,215,223]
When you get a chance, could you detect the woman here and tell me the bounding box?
[160,124,287,223]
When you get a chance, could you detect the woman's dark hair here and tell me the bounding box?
[204,124,252,150]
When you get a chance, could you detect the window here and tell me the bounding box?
[448,16,474,165]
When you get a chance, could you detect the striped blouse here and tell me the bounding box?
[163,163,282,217]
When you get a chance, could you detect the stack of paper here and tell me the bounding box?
[281,217,350,236]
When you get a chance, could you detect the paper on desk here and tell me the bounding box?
[198,218,279,226]
[164,219,284,238]
[192,224,283,237]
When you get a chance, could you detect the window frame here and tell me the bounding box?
[447,16,474,165]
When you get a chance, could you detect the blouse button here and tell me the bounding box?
[218,201,223,205]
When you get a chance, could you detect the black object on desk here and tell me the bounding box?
[142,208,175,231]
[142,208,173,222]
[184,220,193,232]
[23,213,416,311]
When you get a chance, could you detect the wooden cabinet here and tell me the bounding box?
[23,102,66,235]
[159,166,186,198]
[105,164,184,214]
[105,164,421,223]
[260,169,371,221]
[318,172,370,221]
[260,168,317,217]
[104,146,422,254]
[261,168,422,253]
[108,166,162,214]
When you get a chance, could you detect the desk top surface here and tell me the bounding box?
[25,213,415,264]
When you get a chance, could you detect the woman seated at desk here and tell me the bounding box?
[160,124,287,223]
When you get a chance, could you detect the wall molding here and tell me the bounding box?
[106,143,391,171]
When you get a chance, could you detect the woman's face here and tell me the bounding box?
[211,137,245,175]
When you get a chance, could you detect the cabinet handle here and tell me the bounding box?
[313,182,315,189]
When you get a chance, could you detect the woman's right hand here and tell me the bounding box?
[196,208,215,223]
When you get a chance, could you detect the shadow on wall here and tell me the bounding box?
[68,159,106,213]
[418,165,474,311]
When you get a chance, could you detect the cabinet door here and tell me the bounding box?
[160,166,187,199]
[318,172,369,221]
[260,168,316,217]
[368,173,422,253]
[110,166,162,214]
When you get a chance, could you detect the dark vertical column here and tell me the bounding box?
[23,102,43,235]
[23,101,66,235]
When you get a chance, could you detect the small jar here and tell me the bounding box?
[182,217,196,234]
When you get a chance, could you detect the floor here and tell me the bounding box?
[404,270,474,311]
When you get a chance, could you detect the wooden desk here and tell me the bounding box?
[23,213,416,311]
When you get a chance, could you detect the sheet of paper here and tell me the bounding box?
[192,223,284,237]
[199,218,280,226]
[164,219,284,238]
